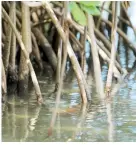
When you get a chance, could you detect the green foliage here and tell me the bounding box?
[79,4,100,16]
[69,2,87,26]
[79,1,101,7]
[69,1,101,26]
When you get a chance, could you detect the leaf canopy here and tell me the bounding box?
[69,1,101,26]
[69,2,87,26]
[79,4,100,16]
[79,1,101,7]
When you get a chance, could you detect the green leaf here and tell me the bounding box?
[69,2,87,26]
[79,1,101,7]
[80,4,100,16]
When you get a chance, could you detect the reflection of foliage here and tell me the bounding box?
[69,1,101,26]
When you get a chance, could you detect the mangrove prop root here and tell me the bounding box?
[81,26,87,75]
[9,1,16,75]
[106,2,119,96]
[101,18,136,55]
[32,27,57,71]
[2,3,13,74]
[2,7,43,104]
[88,14,105,99]
[18,2,31,95]
[31,33,43,70]
[43,1,91,102]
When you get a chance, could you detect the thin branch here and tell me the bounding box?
[101,18,136,55]
[69,31,83,50]
[121,2,136,35]
[96,1,106,29]
[98,6,132,28]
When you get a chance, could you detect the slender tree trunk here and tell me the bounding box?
[43,1,91,102]
[55,14,64,88]
[88,14,105,99]
[2,7,43,103]
[18,2,32,96]
[106,2,119,96]
[9,1,16,69]
[80,26,87,75]
[2,2,13,74]
[9,1,18,83]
